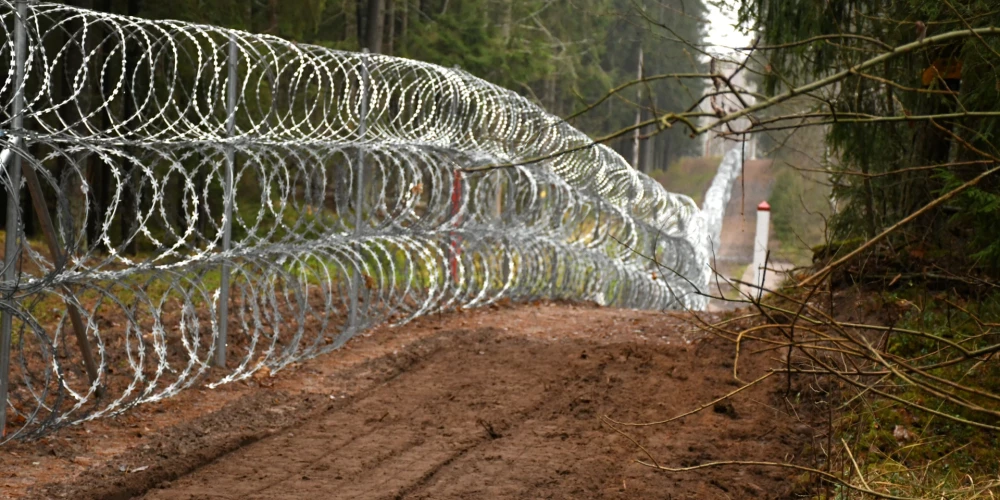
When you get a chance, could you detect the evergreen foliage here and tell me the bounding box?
[738,0,1000,273]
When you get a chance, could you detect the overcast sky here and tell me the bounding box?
[703,1,753,58]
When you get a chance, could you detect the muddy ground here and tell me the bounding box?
[1,302,821,499]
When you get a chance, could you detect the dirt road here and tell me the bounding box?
[707,158,798,309]
[715,159,775,265]
[10,303,814,500]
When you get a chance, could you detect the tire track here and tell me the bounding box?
[141,329,579,499]
[39,305,813,500]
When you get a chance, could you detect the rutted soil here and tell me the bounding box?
[4,303,818,499]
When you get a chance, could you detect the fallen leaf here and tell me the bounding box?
[253,366,274,387]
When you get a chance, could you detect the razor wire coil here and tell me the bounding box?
[0,1,735,441]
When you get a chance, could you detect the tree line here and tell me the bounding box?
[742,0,1000,272]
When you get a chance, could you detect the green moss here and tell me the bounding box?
[835,288,1000,496]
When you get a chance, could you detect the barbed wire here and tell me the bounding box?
[0,1,736,441]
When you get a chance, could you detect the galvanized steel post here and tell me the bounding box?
[215,34,238,367]
[449,66,462,286]
[1,0,30,436]
[347,49,369,335]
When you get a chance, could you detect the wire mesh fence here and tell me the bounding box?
[0,0,735,441]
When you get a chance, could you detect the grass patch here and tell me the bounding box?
[648,156,722,206]
[832,288,1000,498]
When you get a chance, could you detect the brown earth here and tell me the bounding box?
[1,302,822,499]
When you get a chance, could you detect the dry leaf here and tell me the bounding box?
[253,366,273,386]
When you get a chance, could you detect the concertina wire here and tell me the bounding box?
[0,1,741,441]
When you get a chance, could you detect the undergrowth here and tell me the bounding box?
[828,288,1000,499]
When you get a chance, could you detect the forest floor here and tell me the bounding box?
[2,301,823,500]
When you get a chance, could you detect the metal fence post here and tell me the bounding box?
[499,171,510,288]
[450,170,462,284]
[215,35,237,367]
[347,48,369,335]
[1,0,30,436]
[752,200,771,300]
[449,66,462,286]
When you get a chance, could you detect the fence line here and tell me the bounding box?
[0,1,735,441]
[703,149,748,255]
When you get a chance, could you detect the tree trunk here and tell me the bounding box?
[343,0,358,42]
[194,158,208,246]
[21,178,35,239]
[22,143,41,239]
[400,0,407,49]
[366,0,385,52]
[631,46,643,170]
[86,0,113,251]
[357,0,366,46]
[643,118,655,173]
[501,0,512,44]
[267,0,278,33]
[120,0,141,255]
[385,0,395,55]
[59,0,93,254]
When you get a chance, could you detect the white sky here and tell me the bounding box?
[703,2,754,59]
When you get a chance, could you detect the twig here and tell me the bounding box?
[606,372,774,427]
[634,459,919,500]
